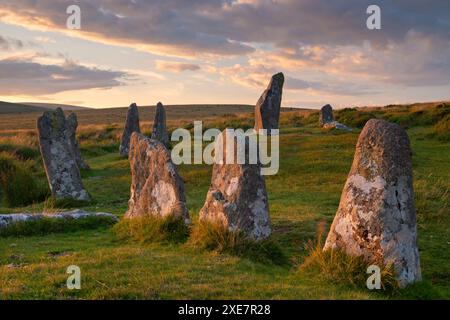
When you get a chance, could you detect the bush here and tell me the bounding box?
[189,219,287,265]
[0,154,49,207]
[113,215,189,244]
[432,114,450,141]
[0,144,40,160]
[336,108,377,128]
[0,215,117,237]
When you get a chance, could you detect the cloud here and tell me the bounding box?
[0,35,24,51]
[155,60,200,73]
[0,57,128,95]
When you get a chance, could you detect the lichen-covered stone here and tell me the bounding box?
[324,119,421,287]
[119,103,140,156]
[199,130,271,240]
[0,210,118,229]
[151,102,169,148]
[323,120,352,131]
[319,104,334,126]
[125,132,189,223]
[37,108,90,201]
[66,113,90,170]
[254,72,284,134]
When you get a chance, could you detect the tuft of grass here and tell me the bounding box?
[113,215,189,244]
[0,215,117,237]
[300,221,399,291]
[43,196,92,211]
[0,153,49,207]
[189,219,288,265]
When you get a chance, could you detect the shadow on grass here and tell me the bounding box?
[188,219,289,266]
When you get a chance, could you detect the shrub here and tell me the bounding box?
[113,215,189,244]
[336,108,377,128]
[0,215,117,237]
[189,219,287,265]
[432,114,450,141]
[0,144,40,160]
[0,154,49,207]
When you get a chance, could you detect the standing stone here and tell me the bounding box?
[319,104,334,126]
[66,113,90,170]
[37,108,90,201]
[151,102,169,148]
[119,103,140,156]
[254,72,284,134]
[323,119,421,287]
[199,130,271,240]
[125,132,189,223]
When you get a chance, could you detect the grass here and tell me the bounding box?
[113,215,189,244]
[189,219,287,266]
[0,102,448,299]
[0,215,117,238]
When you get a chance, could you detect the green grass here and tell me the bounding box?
[0,215,117,237]
[113,215,189,244]
[0,103,449,299]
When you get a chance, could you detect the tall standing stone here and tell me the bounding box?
[66,113,90,170]
[319,104,334,126]
[151,102,169,148]
[119,103,140,156]
[37,108,90,201]
[254,72,284,135]
[125,132,189,223]
[199,130,271,240]
[323,119,421,287]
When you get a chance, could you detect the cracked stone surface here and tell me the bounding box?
[319,104,334,126]
[125,132,189,223]
[120,103,141,156]
[0,209,118,229]
[324,119,421,287]
[151,102,169,148]
[199,130,271,240]
[37,108,90,201]
[254,72,284,135]
[66,113,90,170]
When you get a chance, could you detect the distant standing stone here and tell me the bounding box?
[119,103,140,156]
[37,108,90,201]
[199,130,271,240]
[319,104,334,126]
[125,132,189,223]
[151,102,169,148]
[66,113,90,170]
[323,119,421,287]
[254,72,284,134]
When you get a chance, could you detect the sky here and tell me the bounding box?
[0,0,449,109]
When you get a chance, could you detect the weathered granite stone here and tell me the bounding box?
[125,132,189,223]
[199,130,271,240]
[119,103,140,156]
[324,119,421,287]
[254,72,284,134]
[323,120,352,131]
[37,108,90,201]
[66,113,90,170]
[0,210,118,229]
[151,102,169,147]
[319,104,334,126]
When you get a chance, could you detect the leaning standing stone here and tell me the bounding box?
[199,130,271,240]
[319,104,334,126]
[323,119,421,287]
[125,133,189,223]
[37,108,90,201]
[66,113,90,170]
[254,72,284,135]
[151,102,169,148]
[119,103,140,156]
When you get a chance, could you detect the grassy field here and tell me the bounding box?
[0,103,448,299]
